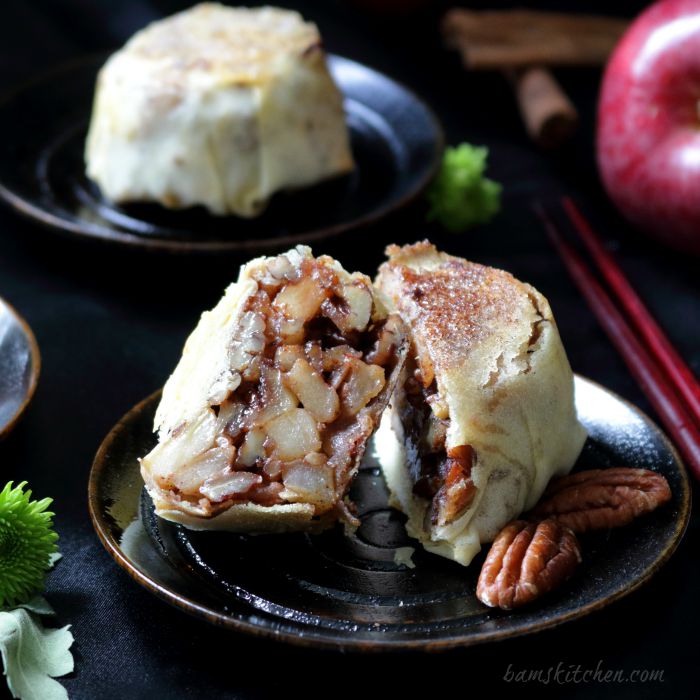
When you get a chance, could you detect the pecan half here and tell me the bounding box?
[430,445,477,527]
[530,468,672,533]
[476,519,581,610]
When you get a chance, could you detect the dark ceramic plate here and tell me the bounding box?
[0,296,40,439]
[89,376,690,651]
[0,55,443,254]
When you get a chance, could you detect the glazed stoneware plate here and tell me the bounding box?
[0,296,40,439]
[0,55,443,254]
[89,376,690,651]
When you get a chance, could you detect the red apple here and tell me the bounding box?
[597,0,700,254]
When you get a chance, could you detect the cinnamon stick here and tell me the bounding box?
[443,9,627,70]
[511,67,578,149]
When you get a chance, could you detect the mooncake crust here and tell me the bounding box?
[375,242,587,565]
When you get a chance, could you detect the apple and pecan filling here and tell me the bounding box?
[152,254,406,522]
[399,357,477,528]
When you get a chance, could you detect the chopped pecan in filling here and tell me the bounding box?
[157,256,404,522]
[401,358,476,527]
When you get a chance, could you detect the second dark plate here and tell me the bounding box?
[0,296,40,440]
[0,55,443,254]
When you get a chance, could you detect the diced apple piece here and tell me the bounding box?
[208,369,241,406]
[285,358,340,423]
[265,408,321,460]
[277,318,305,345]
[200,471,262,503]
[281,462,335,508]
[170,437,236,495]
[255,367,298,425]
[321,282,373,334]
[216,400,244,437]
[322,412,373,471]
[340,282,373,331]
[237,427,266,467]
[148,409,219,482]
[248,481,284,506]
[275,344,305,371]
[262,459,283,479]
[216,400,248,445]
[273,276,328,324]
[340,359,385,416]
[304,452,327,467]
[322,345,361,372]
[273,277,328,343]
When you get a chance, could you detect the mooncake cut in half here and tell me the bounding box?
[85,3,354,217]
[374,241,586,565]
[140,246,407,532]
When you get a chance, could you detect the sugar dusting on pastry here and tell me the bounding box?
[375,241,587,566]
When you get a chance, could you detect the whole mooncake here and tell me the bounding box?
[86,4,354,217]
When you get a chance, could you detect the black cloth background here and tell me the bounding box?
[0,1,697,699]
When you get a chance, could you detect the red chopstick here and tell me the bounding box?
[534,202,700,482]
[562,196,700,430]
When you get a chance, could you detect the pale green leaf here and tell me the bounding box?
[0,604,73,700]
[15,597,54,618]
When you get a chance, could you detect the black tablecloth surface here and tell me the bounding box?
[0,1,697,699]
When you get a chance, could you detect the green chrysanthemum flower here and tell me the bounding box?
[0,482,58,607]
[426,143,502,233]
